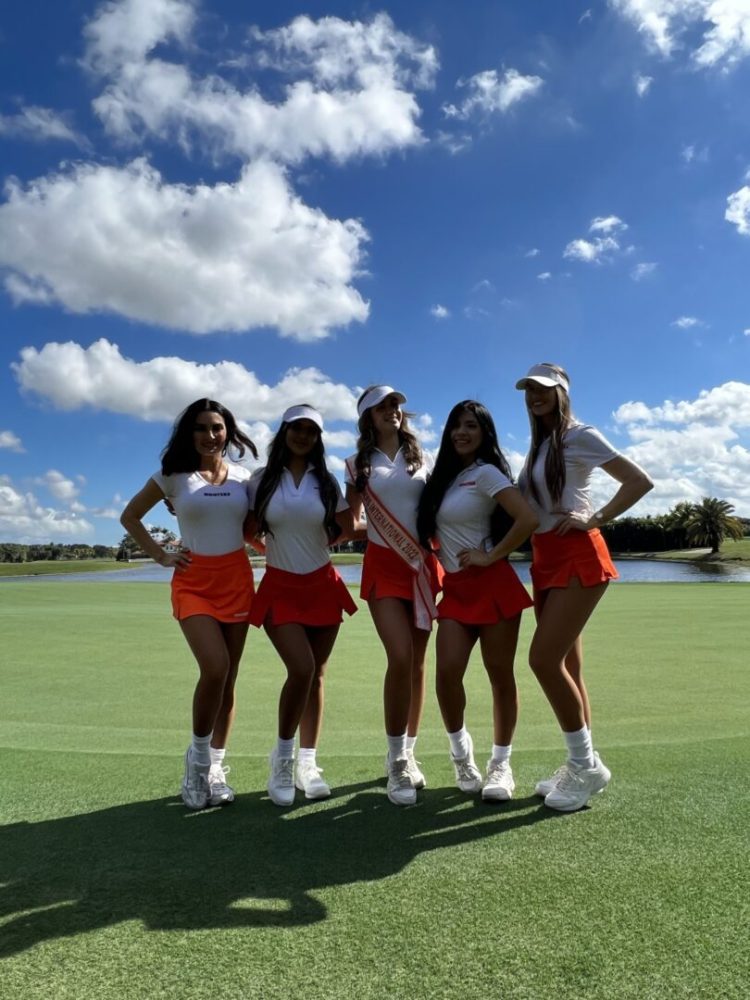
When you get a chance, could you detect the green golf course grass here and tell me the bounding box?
[1,582,748,999]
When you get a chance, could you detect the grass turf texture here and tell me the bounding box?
[1,583,748,999]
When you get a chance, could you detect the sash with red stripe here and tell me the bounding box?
[346,458,438,631]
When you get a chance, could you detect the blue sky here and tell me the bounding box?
[1,0,749,545]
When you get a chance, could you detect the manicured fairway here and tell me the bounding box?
[1,582,748,999]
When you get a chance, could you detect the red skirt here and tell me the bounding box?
[438,560,532,625]
[531,529,618,591]
[171,549,254,623]
[249,562,358,628]
[360,542,444,603]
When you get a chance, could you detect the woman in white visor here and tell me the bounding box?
[247,405,356,806]
[345,386,443,806]
[516,363,653,812]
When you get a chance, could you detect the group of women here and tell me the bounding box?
[121,363,653,815]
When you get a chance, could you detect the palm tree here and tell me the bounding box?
[684,497,744,554]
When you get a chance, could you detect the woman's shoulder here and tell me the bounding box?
[225,462,253,483]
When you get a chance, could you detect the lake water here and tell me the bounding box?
[4,558,750,584]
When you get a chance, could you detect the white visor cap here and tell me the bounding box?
[515,364,570,393]
[357,385,407,418]
[281,404,324,430]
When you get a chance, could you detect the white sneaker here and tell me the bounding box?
[406,749,426,789]
[267,750,295,806]
[534,762,568,798]
[181,747,209,810]
[482,759,515,801]
[208,763,235,806]
[544,755,612,812]
[535,752,606,798]
[451,733,483,793]
[295,759,331,799]
[386,756,417,806]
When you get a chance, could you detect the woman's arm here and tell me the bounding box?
[120,479,191,569]
[344,485,368,539]
[242,511,266,553]
[458,488,539,569]
[553,455,654,535]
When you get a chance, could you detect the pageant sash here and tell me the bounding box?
[346,458,437,631]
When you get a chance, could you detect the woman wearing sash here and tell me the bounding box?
[120,399,257,811]
[247,405,356,806]
[345,385,442,806]
[417,401,537,800]
[515,363,652,811]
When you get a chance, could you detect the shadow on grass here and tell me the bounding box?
[0,780,558,955]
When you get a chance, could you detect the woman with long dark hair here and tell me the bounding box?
[418,401,537,800]
[344,385,442,806]
[516,363,653,811]
[247,405,356,806]
[121,398,257,810]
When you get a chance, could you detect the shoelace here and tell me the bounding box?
[275,758,294,785]
[298,762,324,782]
[487,761,509,781]
[455,758,479,780]
[552,764,582,792]
[390,760,413,788]
[209,765,230,786]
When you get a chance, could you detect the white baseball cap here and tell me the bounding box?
[357,385,407,418]
[281,404,324,430]
[515,364,570,393]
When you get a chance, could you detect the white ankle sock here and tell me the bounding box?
[298,747,316,764]
[209,746,226,767]
[405,735,417,753]
[386,733,407,761]
[448,727,469,759]
[564,726,594,768]
[277,737,295,759]
[491,744,512,764]
[191,733,211,766]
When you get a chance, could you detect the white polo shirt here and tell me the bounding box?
[150,463,251,556]
[248,465,349,574]
[520,423,620,533]
[435,461,514,573]
[344,448,429,547]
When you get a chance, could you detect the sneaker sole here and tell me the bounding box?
[267,785,295,806]
[295,780,331,800]
[482,787,514,801]
[544,775,611,812]
[387,789,417,806]
[208,792,235,807]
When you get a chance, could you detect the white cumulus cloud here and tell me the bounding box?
[0,158,368,340]
[612,380,750,513]
[430,304,450,319]
[671,315,705,328]
[631,261,658,280]
[85,2,435,164]
[610,0,750,68]
[0,475,94,543]
[564,215,629,264]
[635,73,653,95]
[35,470,81,504]
[0,431,24,453]
[443,68,543,119]
[726,184,750,234]
[0,106,88,147]
[13,339,360,425]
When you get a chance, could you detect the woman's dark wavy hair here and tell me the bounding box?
[417,400,514,549]
[161,398,257,475]
[521,362,574,506]
[253,410,342,543]
[353,385,423,491]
